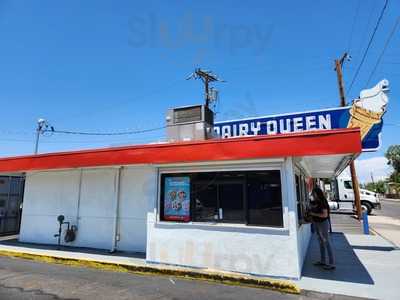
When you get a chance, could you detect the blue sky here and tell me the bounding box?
[0,0,399,180]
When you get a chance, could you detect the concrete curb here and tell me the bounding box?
[382,198,400,202]
[0,249,300,294]
[369,227,400,250]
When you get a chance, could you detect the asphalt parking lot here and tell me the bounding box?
[0,255,366,300]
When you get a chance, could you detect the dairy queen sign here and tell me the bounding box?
[214,79,389,152]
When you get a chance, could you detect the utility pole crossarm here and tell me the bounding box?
[186,68,225,108]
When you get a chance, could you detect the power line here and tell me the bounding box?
[366,16,400,86]
[347,0,389,95]
[354,0,377,59]
[347,0,362,53]
[56,78,182,123]
[44,125,167,136]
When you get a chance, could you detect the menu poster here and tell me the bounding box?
[163,177,190,221]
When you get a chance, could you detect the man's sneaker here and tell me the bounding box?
[313,261,325,266]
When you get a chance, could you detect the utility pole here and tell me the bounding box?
[187,68,224,108]
[335,54,347,107]
[34,118,51,154]
[334,53,363,220]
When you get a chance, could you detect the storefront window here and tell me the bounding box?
[193,179,218,222]
[296,175,302,221]
[160,170,283,227]
[296,173,311,225]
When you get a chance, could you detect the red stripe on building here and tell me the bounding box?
[0,128,361,173]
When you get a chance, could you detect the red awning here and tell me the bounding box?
[0,128,361,173]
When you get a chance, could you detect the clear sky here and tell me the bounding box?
[0,0,398,181]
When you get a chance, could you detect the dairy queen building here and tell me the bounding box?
[0,81,388,280]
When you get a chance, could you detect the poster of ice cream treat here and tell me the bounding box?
[163,177,190,221]
[347,79,389,140]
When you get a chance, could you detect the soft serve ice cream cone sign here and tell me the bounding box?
[347,80,389,140]
[214,79,389,152]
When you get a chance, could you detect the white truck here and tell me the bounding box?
[327,174,381,215]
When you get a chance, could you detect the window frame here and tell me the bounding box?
[157,163,287,230]
[294,166,311,227]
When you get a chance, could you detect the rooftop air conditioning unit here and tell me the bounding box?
[166,104,215,142]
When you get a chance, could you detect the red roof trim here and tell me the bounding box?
[0,128,361,173]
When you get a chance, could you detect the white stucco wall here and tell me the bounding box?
[116,167,156,252]
[19,166,154,252]
[146,159,304,279]
[19,158,309,279]
[19,170,81,245]
[293,162,313,275]
[297,223,311,271]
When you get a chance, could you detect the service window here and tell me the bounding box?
[246,171,282,226]
[160,170,283,228]
[296,173,311,225]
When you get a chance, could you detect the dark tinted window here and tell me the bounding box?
[247,171,283,227]
[192,182,218,222]
[219,182,245,223]
[295,175,302,221]
[161,170,283,227]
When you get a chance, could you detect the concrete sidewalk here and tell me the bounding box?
[1,234,399,299]
[0,236,299,294]
[299,233,400,300]
[369,215,400,247]
[369,198,400,248]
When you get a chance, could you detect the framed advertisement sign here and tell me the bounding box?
[163,176,191,221]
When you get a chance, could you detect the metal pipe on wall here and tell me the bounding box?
[76,169,83,228]
[111,167,123,253]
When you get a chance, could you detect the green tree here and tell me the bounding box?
[364,180,386,194]
[385,145,400,183]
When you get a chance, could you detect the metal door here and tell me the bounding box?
[0,176,25,235]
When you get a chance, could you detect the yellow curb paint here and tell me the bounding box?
[0,249,300,294]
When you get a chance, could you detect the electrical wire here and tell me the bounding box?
[44,125,167,136]
[57,79,183,123]
[347,0,362,53]
[347,0,389,95]
[366,15,400,86]
[354,0,377,58]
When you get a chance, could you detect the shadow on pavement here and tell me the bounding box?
[351,245,396,252]
[302,233,374,285]
[330,211,356,216]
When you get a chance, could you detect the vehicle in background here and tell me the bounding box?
[326,174,381,215]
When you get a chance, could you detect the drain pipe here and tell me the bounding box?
[110,167,122,253]
[76,169,83,228]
